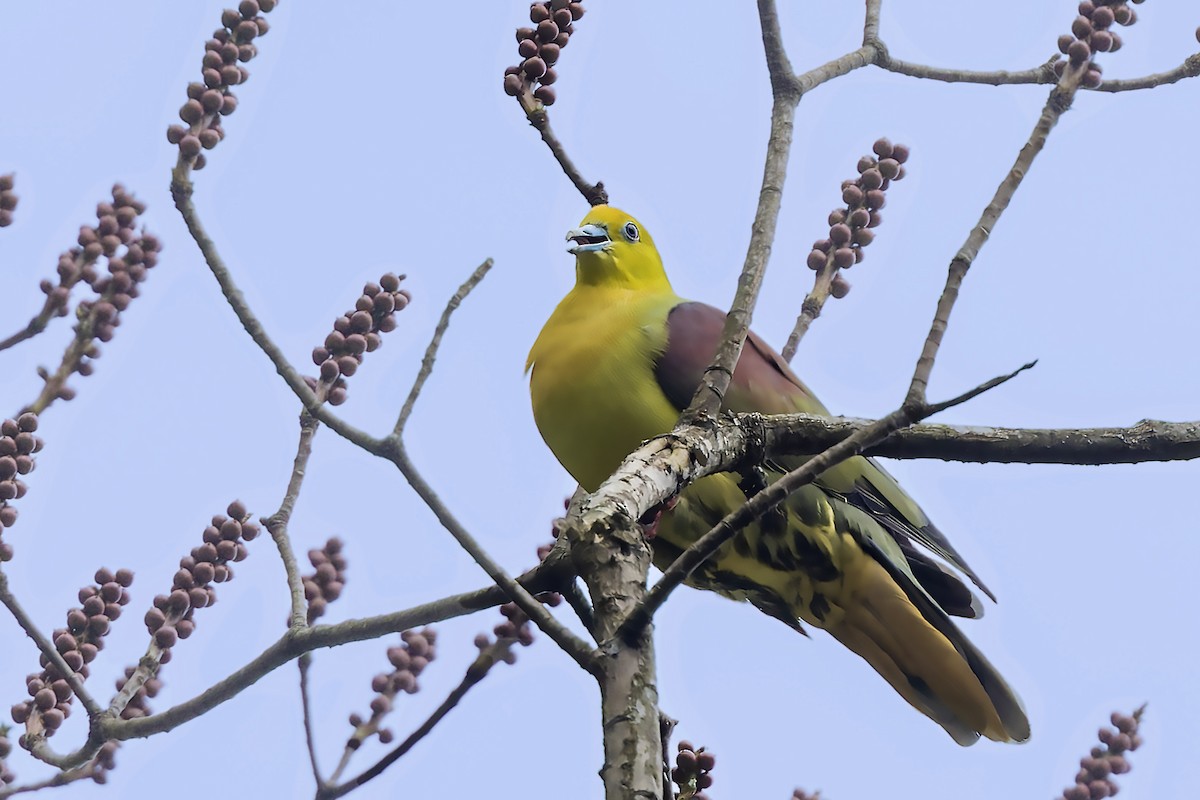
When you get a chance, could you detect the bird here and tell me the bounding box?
[526,204,1030,746]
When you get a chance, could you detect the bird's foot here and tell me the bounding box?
[638,496,679,539]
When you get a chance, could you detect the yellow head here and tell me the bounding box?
[565,205,672,292]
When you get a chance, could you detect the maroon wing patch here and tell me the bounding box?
[653,301,814,414]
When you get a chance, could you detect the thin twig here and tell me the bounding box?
[0,570,101,718]
[0,250,91,356]
[907,66,1084,404]
[0,762,96,798]
[170,170,383,455]
[877,52,1200,94]
[683,0,800,420]
[26,563,569,770]
[1092,52,1200,92]
[781,235,840,362]
[20,305,99,416]
[391,446,599,674]
[524,105,608,206]
[319,641,516,799]
[560,580,596,639]
[879,55,1058,86]
[265,412,322,628]
[659,712,678,800]
[265,408,324,629]
[393,259,494,437]
[0,301,67,354]
[687,3,881,419]
[299,655,324,787]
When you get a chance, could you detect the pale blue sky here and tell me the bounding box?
[1,2,1197,798]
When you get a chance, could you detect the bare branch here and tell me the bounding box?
[265,411,323,629]
[170,171,384,455]
[0,762,96,798]
[688,3,880,418]
[389,446,599,674]
[560,580,596,638]
[524,106,608,206]
[906,66,1085,405]
[684,0,800,420]
[879,54,1058,86]
[757,414,1200,465]
[877,52,1200,94]
[299,655,324,787]
[393,259,493,437]
[1092,53,1200,92]
[0,292,71,353]
[24,563,566,771]
[780,263,837,363]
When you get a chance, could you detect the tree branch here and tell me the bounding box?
[0,761,96,798]
[388,445,599,674]
[906,65,1085,404]
[265,410,323,629]
[523,106,608,206]
[393,259,493,437]
[755,414,1200,465]
[170,170,384,455]
[687,5,881,419]
[683,0,798,421]
[25,562,568,770]
[299,655,324,787]
[876,52,1200,93]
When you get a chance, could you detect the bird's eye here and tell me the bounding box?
[622,222,640,242]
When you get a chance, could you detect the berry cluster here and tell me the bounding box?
[471,591,562,669]
[0,174,16,227]
[71,187,160,339]
[1059,709,1143,800]
[303,537,347,623]
[503,1,586,107]
[346,628,439,749]
[0,413,41,562]
[40,186,161,405]
[805,139,909,299]
[309,274,410,406]
[0,728,13,785]
[166,0,279,170]
[670,740,715,800]
[17,186,156,388]
[1054,1,1144,87]
[143,501,258,659]
[10,568,134,738]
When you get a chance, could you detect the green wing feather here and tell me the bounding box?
[653,301,991,616]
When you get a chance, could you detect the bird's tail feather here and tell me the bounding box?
[826,558,1030,746]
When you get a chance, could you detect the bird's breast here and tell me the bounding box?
[528,291,681,492]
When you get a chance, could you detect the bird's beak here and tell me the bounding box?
[565,223,611,254]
